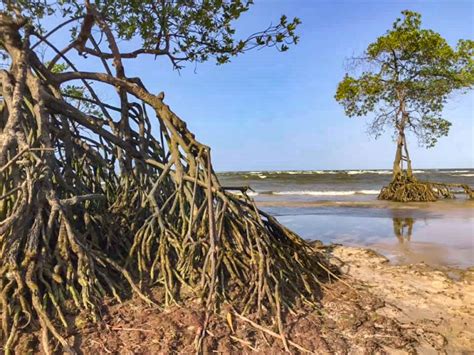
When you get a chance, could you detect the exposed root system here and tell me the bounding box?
[0,10,330,353]
[378,173,473,202]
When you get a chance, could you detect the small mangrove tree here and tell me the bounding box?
[336,10,474,202]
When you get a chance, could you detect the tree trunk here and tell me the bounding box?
[391,95,413,181]
[403,133,413,178]
[380,94,470,202]
[392,130,413,180]
[392,133,403,179]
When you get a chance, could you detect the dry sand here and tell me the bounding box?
[325,244,474,354]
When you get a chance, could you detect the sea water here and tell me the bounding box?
[218,169,474,268]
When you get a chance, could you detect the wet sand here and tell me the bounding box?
[257,198,474,268]
[264,195,474,352]
[257,195,474,213]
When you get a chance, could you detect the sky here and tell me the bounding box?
[51,0,474,171]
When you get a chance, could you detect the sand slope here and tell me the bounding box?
[328,245,474,353]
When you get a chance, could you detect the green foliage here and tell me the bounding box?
[2,0,300,69]
[335,10,473,148]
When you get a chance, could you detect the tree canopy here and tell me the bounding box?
[335,10,473,148]
[335,10,474,202]
[3,0,300,69]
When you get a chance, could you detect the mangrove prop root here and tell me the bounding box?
[0,11,330,353]
[378,173,473,202]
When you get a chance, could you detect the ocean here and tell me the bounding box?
[218,169,474,268]
[218,168,474,199]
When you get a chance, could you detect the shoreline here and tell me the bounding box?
[257,198,474,269]
[324,244,474,353]
[256,196,474,212]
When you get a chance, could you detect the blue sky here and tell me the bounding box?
[53,0,474,171]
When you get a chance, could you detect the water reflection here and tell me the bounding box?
[273,208,473,268]
[392,217,414,243]
[388,216,458,267]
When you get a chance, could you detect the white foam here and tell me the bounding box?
[457,173,474,177]
[346,170,391,175]
[357,190,382,194]
[312,170,339,174]
[345,170,425,175]
[273,190,380,196]
[230,191,259,197]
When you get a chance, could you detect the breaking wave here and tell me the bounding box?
[227,169,431,176]
[230,191,260,197]
[440,170,470,173]
[346,170,391,175]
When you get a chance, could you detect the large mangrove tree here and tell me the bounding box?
[0,1,332,353]
[336,10,474,202]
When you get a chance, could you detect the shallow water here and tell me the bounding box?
[218,169,474,268]
[267,203,473,268]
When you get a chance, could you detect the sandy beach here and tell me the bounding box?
[23,195,472,353]
[325,244,474,353]
[54,192,474,353]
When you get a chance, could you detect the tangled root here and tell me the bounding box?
[0,11,332,354]
[379,173,473,202]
